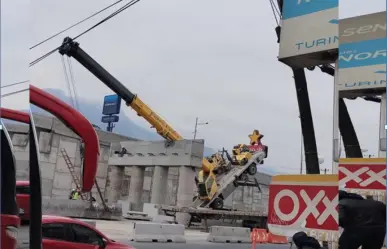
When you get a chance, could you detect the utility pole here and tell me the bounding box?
[193,117,209,139]
[299,115,303,174]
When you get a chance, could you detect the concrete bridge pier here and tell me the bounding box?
[107,166,124,204]
[176,166,196,225]
[128,166,145,211]
[150,166,169,205]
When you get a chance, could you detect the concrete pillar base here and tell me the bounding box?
[128,166,145,211]
[150,166,168,204]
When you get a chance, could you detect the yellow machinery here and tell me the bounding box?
[232,144,253,165]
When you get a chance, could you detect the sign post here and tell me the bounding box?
[101,94,122,132]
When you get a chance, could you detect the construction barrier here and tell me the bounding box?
[251,228,269,245]
[267,232,288,244]
[251,228,288,247]
[129,222,186,243]
[207,226,251,243]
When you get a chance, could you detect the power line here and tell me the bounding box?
[29,0,141,67]
[1,88,29,98]
[29,0,126,50]
[1,80,29,88]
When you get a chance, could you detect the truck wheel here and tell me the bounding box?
[247,164,257,175]
[211,197,224,209]
[239,174,248,181]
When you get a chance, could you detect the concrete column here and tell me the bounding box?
[128,166,145,211]
[378,93,386,157]
[150,166,168,205]
[332,59,340,174]
[107,166,124,204]
[176,166,196,225]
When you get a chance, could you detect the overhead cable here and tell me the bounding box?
[29,0,141,67]
[29,0,126,50]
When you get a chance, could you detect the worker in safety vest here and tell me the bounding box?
[339,190,386,249]
[69,188,81,200]
[292,231,322,249]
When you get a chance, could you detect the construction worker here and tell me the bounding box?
[292,231,322,249]
[339,190,386,249]
[69,189,76,199]
[69,188,81,200]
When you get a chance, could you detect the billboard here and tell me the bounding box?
[338,158,386,196]
[102,94,122,115]
[337,11,386,93]
[267,174,339,242]
[278,0,338,67]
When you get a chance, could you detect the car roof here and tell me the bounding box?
[16,181,30,186]
[42,215,92,226]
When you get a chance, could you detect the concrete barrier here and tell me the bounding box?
[42,199,122,220]
[129,222,186,243]
[207,226,251,243]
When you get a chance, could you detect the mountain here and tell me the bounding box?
[30,88,216,156]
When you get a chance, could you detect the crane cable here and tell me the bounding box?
[29,0,141,67]
[30,0,126,50]
[60,56,76,108]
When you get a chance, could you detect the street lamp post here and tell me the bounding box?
[193,117,209,139]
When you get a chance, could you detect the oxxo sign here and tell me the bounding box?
[338,159,386,193]
[268,175,338,239]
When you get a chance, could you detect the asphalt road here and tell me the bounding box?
[17,225,289,249]
[130,243,289,249]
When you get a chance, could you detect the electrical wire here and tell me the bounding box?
[73,0,140,40]
[1,80,29,88]
[29,0,126,50]
[1,88,29,98]
[29,0,141,67]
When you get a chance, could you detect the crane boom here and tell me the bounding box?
[59,37,213,172]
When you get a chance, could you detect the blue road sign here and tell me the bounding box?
[102,94,122,115]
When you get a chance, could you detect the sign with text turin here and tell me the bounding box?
[337,11,386,92]
[102,94,122,115]
[278,0,338,67]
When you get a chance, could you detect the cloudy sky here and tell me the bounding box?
[2,0,386,174]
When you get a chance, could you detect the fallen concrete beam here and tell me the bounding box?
[207,226,251,243]
[129,222,186,243]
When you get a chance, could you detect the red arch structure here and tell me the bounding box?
[29,85,99,192]
[1,108,30,123]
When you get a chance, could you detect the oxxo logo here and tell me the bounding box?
[273,189,338,227]
[339,167,386,187]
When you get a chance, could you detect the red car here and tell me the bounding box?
[42,215,136,249]
[16,181,30,221]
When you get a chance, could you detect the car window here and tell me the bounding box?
[16,186,30,195]
[71,224,104,245]
[42,223,67,241]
